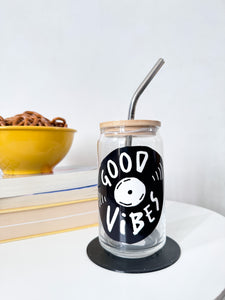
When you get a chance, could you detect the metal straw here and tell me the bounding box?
[126,58,165,146]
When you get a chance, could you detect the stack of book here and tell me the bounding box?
[0,167,98,243]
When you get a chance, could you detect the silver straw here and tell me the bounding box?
[128,58,165,120]
[126,58,165,146]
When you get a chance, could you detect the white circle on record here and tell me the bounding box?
[114,177,146,207]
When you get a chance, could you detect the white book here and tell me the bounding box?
[0,166,98,199]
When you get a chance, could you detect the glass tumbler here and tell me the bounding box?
[97,120,166,259]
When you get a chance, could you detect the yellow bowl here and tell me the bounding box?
[0,126,76,175]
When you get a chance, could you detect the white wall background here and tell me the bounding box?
[0,0,224,215]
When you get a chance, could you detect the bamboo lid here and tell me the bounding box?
[100,120,161,129]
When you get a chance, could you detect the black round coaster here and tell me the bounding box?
[87,236,181,273]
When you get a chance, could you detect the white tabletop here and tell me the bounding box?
[0,201,225,300]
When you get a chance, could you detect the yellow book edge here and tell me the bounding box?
[0,222,98,244]
[0,197,98,214]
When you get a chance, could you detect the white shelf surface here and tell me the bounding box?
[0,201,225,300]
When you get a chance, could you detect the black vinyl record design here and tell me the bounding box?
[98,146,164,244]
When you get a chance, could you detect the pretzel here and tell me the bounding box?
[0,116,6,126]
[51,117,67,128]
[0,111,68,127]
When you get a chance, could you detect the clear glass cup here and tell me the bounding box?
[97,120,166,258]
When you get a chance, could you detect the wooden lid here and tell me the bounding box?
[100,120,161,129]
